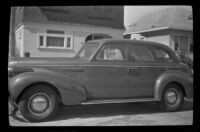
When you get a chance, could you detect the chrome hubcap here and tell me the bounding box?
[166,89,177,104]
[28,93,50,114]
[32,97,47,112]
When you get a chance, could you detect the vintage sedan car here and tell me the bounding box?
[8,39,193,122]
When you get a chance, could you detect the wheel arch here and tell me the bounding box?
[154,72,191,101]
[164,81,186,97]
[16,81,62,104]
[10,71,87,106]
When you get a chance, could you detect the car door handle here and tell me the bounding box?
[128,67,137,72]
[129,67,138,70]
[66,67,84,72]
[127,67,138,75]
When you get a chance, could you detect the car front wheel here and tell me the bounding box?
[18,85,59,122]
[159,83,184,112]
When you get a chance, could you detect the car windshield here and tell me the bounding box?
[74,42,100,59]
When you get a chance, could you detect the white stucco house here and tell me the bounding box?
[124,6,193,60]
[12,6,125,58]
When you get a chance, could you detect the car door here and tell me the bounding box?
[84,43,130,99]
[128,44,158,98]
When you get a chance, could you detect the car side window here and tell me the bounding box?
[128,45,155,62]
[97,44,127,61]
[150,46,173,63]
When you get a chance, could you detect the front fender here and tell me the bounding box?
[9,71,87,105]
[154,71,193,101]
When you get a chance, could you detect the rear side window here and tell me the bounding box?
[150,46,174,63]
[128,45,155,62]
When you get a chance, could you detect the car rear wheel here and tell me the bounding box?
[18,85,59,122]
[159,84,184,112]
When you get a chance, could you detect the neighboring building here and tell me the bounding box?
[124,6,193,59]
[13,6,125,57]
[130,34,145,40]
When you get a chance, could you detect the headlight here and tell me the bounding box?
[8,67,13,71]
[8,67,13,77]
[8,67,34,78]
[186,66,193,77]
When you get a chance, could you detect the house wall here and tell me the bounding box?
[15,25,24,57]
[169,29,193,51]
[22,22,124,57]
[132,29,171,47]
[145,35,170,47]
[139,29,193,53]
[169,29,193,60]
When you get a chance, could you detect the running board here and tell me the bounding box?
[82,98,157,105]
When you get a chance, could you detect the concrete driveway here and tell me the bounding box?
[9,99,193,126]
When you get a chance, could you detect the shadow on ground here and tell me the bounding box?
[10,100,193,123]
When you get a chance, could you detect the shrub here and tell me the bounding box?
[177,52,193,69]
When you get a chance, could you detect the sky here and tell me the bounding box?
[124,6,192,29]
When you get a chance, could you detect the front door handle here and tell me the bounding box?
[127,67,137,72]
[129,67,138,70]
[127,67,139,75]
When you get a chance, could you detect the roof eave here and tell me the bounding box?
[124,26,193,35]
[124,26,169,35]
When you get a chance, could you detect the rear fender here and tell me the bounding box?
[154,71,193,100]
[9,71,87,105]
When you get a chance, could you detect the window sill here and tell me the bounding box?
[38,47,75,52]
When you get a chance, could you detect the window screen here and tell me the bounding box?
[174,35,179,51]
[46,37,64,47]
[190,37,193,52]
[39,36,44,46]
[179,35,189,52]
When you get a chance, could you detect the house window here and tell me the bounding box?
[16,7,23,10]
[47,36,64,47]
[93,35,104,40]
[174,34,193,53]
[38,30,73,49]
[174,35,179,51]
[66,37,71,48]
[47,30,64,34]
[189,36,193,52]
[85,34,112,42]
[179,35,189,52]
[39,36,44,46]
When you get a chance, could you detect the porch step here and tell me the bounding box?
[81,98,157,105]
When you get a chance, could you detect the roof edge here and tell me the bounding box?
[124,26,169,35]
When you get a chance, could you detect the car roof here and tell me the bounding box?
[87,38,171,49]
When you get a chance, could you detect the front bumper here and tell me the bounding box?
[8,77,10,97]
[9,96,18,115]
[185,97,193,102]
[8,77,17,108]
[181,75,193,99]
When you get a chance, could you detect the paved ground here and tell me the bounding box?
[9,99,193,126]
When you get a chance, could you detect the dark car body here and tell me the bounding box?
[8,39,193,121]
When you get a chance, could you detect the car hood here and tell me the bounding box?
[8,57,87,67]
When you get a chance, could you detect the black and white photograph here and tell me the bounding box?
[8,5,193,126]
